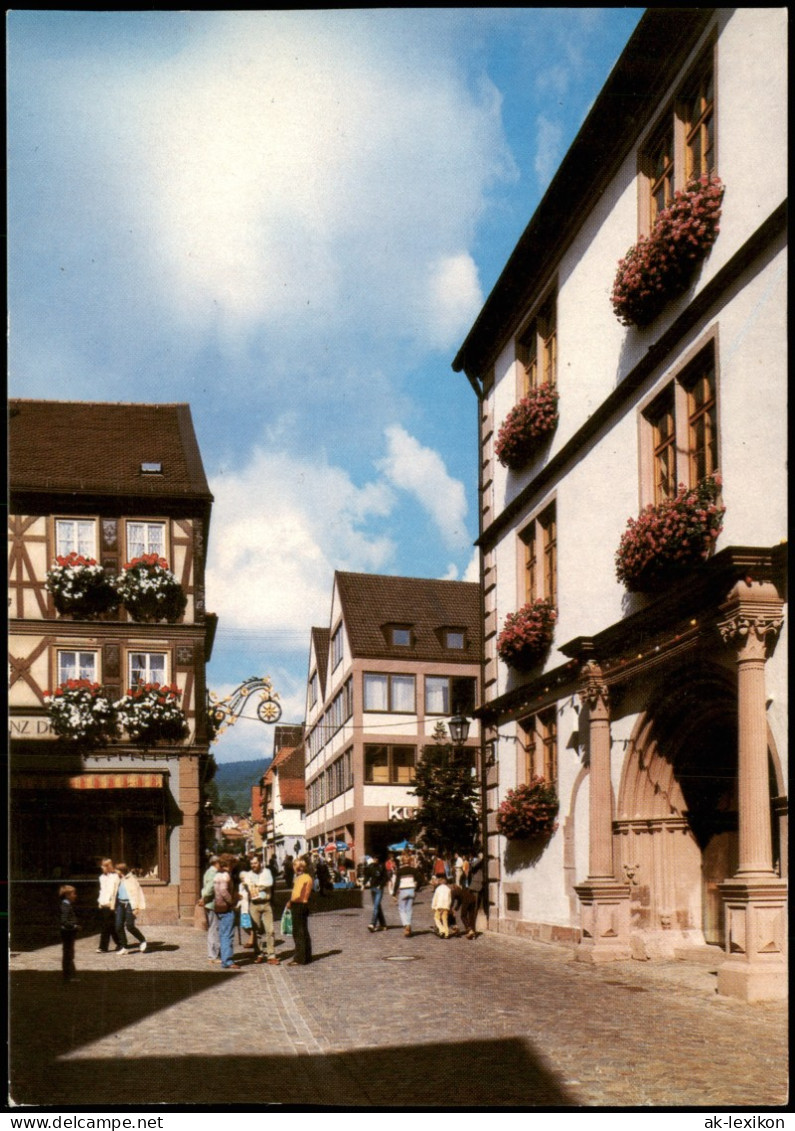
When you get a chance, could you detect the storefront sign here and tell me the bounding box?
[8,715,54,738]
[388,804,418,821]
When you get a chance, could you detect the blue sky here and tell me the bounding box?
[7,8,644,761]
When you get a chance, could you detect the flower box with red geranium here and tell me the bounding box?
[45,553,119,618]
[115,554,187,623]
[611,176,725,328]
[115,682,187,744]
[45,680,118,745]
[497,777,559,840]
[496,598,557,670]
[615,472,725,592]
[495,383,559,471]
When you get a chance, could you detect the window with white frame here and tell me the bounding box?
[55,519,97,559]
[643,344,718,503]
[331,625,343,671]
[57,649,99,685]
[424,675,477,716]
[363,672,415,713]
[126,521,166,560]
[129,651,167,688]
[309,671,319,708]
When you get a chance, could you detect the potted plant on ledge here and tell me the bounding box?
[615,472,724,593]
[115,682,188,745]
[45,553,119,618]
[116,554,187,623]
[495,383,559,471]
[496,598,557,670]
[497,778,559,840]
[611,175,725,328]
[44,680,118,746]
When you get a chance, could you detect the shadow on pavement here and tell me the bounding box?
[10,970,573,1108]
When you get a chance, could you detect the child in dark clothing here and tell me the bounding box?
[59,884,79,982]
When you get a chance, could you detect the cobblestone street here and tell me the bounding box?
[9,892,788,1110]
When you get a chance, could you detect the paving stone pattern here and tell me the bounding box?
[9,892,788,1109]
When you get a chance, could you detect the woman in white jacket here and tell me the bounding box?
[114,862,147,955]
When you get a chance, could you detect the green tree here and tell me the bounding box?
[411,721,480,853]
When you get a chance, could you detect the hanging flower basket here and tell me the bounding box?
[496,598,557,670]
[497,777,559,840]
[611,175,725,328]
[615,472,725,592]
[116,555,187,622]
[44,680,118,746]
[115,682,188,744]
[495,383,559,470]
[45,553,119,618]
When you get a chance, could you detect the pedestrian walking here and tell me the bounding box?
[114,863,147,955]
[202,855,221,964]
[432,852,447,881]
[464,853,484,938]
[364,853,388,932]
[283,854,294,891]
[450,882,477,938]
[432,875,452,937]
[59,884,79,982]
[213,854,241,970]
[395,851,422,937]
[286,858,313,965]
[96,858,120,953]
[242,856,279,965]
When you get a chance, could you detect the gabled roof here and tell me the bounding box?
[452,8,715,384]
[270,745,305,808]
[335,572,481,663]
[311,627,330,692]
[9,399,212,502]
[273,723,304,753]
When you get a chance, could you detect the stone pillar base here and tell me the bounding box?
[717,876,788,1001]
[574,879,631,963]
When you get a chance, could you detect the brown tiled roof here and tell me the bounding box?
[311,627,330,692]
[9,399,212,500]
[270,745,305,808]
[335,572,482,663]
[273,724,303,753]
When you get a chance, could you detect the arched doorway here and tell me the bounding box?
[615,667,780,957]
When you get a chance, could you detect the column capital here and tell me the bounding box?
[579,660,609,714]
[718,579,784,660]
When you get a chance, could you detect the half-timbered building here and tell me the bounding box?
[9,399,216,926]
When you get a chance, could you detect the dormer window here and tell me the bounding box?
[140,462,163,475]
[445,630,466,650]
[382,624,413,647]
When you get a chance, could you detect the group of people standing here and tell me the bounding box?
[364,849,484,939]
[59,857,148,982]
[201,852,314,970]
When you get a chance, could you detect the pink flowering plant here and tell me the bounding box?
[116,554,187,623]
[495,383,559,470]
[496,598,557,670]
[612,176,725,328]
[44,679,118,745]
[115,682,187,744]
[497,777,559,840]
[45,552,119,618]
[615,472,725,592]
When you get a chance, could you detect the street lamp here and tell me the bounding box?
[448,714,471,749]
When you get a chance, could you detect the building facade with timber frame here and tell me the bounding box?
[9,399,217,929]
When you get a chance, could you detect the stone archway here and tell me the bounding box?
[616,668,741,959]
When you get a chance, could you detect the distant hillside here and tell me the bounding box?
[214,758,271,815]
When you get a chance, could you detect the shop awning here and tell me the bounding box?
[15,772,165,790]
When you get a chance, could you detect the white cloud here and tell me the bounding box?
[47,11,509,355]
[534,114,564,190]
[205,447,395,639]
[423,254,483,351]
[378,425,469,551]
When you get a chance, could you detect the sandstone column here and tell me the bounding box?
[575,661,631,963]
[716,580,786,1001]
